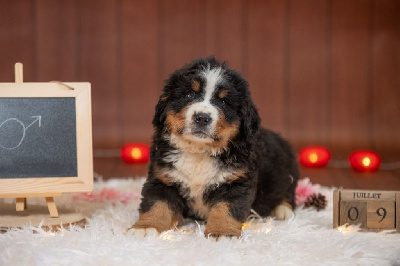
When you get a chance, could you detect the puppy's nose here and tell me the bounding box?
[194,112,212,126]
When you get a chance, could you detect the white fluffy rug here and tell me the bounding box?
[1,177,400,266]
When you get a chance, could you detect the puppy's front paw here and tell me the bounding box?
[204,202,243,240]
[204,227,241,241]
[127,227,159,238]
[272,202,294,220]
[128,201,181,236]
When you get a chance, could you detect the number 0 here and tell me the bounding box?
[348,207,359,221]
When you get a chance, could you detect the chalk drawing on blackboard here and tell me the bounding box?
[0,116,41,150]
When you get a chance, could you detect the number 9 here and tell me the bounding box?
[376,207,387,223]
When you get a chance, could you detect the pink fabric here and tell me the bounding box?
[295,178,322,205]
[72,188,139,204]
[73,178,322,206]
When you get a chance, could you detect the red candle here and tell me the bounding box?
[299,146,331,168]
[349,150,381,172]
[121,143,150,164]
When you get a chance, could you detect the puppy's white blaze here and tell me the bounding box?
[184,66,224,136]
[201,66,223,102]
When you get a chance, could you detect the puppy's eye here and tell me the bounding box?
[220,99,226,106]
[186,91,196,99]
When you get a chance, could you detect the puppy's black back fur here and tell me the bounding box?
[252,128,299,216]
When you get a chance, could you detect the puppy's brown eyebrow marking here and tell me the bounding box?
[191,80,200,92]
[219,90,229,98]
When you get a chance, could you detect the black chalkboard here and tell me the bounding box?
[0,98,77,178]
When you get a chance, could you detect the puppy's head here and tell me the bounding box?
[154,57,260,154]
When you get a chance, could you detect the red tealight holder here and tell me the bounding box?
[121,143,150,164]
[299,146,331,168]
[349,150,381,172]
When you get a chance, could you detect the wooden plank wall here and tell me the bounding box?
[0,0,399,153]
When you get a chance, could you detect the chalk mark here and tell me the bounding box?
[26,116,41,129]
[0,116,42,150]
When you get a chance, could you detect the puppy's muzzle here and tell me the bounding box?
[193,112,212,127]
[190,112,214,139]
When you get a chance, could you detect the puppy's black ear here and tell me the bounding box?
[240,93,261,143]
[152,91,169,129]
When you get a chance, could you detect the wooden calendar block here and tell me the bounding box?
[333,189,400,232]
[367,201,395,229]
[339,201,367,227]
[397,193,400,232]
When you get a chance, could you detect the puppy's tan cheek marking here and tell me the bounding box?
[213,111,239,149]
[165,109,187,135]
[217,121,239,142]
[204,202,242,238]
[191,80,200,92]
[132,201,182,233]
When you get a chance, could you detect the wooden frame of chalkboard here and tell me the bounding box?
[0,82,93,196]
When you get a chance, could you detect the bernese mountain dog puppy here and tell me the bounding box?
[128,57,299,238]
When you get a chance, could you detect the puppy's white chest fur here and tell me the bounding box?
[165,150,234,219]
[165,151,225,199]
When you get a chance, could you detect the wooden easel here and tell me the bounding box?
[0,63,92,229]
[8,63,60,218]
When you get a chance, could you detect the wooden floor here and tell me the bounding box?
[94,157,400,190]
